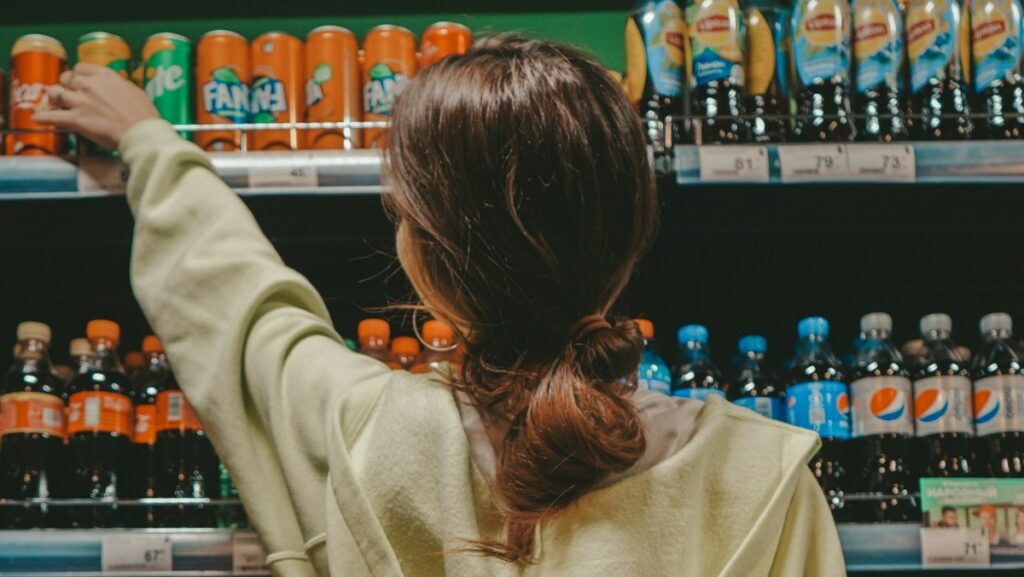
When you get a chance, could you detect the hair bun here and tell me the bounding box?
[575,318,643,386]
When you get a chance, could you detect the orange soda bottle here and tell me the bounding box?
[411,320,459,374]
[388,336,421,370]
[358,319,393,364]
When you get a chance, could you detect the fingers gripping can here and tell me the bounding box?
[305,26,362,150]
[250,32,305,150]
[420,21,473,68]
[77,32,131,77]
[196,30,251,151]
[143,33,193,139]
[7,35,67,156]
[362,25,418,148]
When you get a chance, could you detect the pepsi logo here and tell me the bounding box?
[836,392,850,416]
[974,389,1001,425]
[916,388,949,423]
[870,387,906,421]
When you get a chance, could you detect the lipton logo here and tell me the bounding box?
[697,15,732,33]
[805,14,837,31]
[855,23,889,41]
[974,21,1007,42]
[907,19,936,43]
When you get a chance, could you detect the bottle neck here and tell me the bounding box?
[682,341,710,361]
[361,337,388,351]
[924,329,951,343]
[864,328,890,341]
[17,338,49,361]
[90,338,123,371]
[984,328,1013,342]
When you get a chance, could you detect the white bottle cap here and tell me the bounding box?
[69,338,92,357]
[920,313,952,336]
[861,312,892,332]
[980,313,1012,335]
[16,321,51,343]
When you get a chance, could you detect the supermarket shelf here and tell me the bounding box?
[839,523,1024,572]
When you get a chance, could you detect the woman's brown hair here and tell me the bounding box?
[384,35,659,562]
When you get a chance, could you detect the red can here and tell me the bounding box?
[7,35,67,156]
[362,25,418,148]
[420,22,473,68]
[306,26,362,150]
[196,30,251,151]
[250,32,305,150]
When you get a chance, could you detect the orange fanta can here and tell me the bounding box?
[7,35,67,156]
[420,22,472,68]
[362,25,418,148]
[306,26,362,150]
[250,32,305,150]
[196,30,251,151]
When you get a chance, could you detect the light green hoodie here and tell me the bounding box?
[122,119,846,577]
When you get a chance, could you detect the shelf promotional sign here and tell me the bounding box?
[920,477,1024,568]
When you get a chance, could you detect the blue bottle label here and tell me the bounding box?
[639,377,673,395]
[735,396,786,420]
[786,381,851,438]
[639,0,687,97]
[673,388,727,401]
[791,0,852,86]
[853,0,903,93]
[970,0,1024,92]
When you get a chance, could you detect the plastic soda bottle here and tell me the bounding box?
[905,0,973,139]
[128,340,159,527]
[625,0,689,150]
[851,0,908,140]
[970,0,1024,139]
[730,335,785,420]
[672,324,727,400]
[686,0,750,142]
[636,319,672,395]
[971,313,1024,476]
[388,336,421,370]
[411,320,459,374]
[790,0,857,141]
[358,319,393,364]
[743,0,791,142]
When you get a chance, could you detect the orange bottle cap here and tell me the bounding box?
[142,335,163,354]
[422,320,454,344]
[86,319,120,343]
[635,319,654,340]
[391,336,421,356]
[17,321,52,343]
[358,319,391,345]
[124,351,145,369]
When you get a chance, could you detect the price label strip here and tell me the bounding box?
[846,143,916,182]
[101,535,173,573]
[698,146,770,182]
[233,533,270,574]
[248,162,319,189]
[777,144,850,182]
[920,527,990,568]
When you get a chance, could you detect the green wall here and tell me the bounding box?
[0,12,628,73]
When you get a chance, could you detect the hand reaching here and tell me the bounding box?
[34,62,161,150]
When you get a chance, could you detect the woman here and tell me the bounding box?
[38,36,844,576]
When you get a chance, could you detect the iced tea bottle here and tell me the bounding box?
[790,0,857,141]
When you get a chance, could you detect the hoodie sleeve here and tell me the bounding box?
[768,467,847,577]
[119,119,392,577]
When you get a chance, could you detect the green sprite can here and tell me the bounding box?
[143,32,193,139]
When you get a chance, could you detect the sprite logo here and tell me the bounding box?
[202,67,250,123]
[250,76,288,123]
[306,63,332,107]
[364,62,409,116]
[145,64,186,99]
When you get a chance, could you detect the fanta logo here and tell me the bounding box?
[855,23,889,41]
[202,67,249,123]
[869,387,906,421]
[974,389,1001,424]
[10,79,53,110]
[907,20,936,43]
[697,15,732,33]
[916,388,949,423]
[836,392,850,416]
[805,14,838,32]
[250,76,288,123]
[364,63,410,116]
[974,21,1007,43]
[145,64,185,99]
[666,31,685,49]
[306,63,333,108]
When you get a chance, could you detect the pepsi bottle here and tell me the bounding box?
[730,335,785,420]
[971,313,1024,476]
[914,314,975,476]
[850,313,918,523]
[129,340,159,528]
[672,324,727,400]
[786,316,852,520]
[637,320,672,395]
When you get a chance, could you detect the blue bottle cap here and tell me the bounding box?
[677,324,709,345]
[797,316,829,339]
[738,335,767,354]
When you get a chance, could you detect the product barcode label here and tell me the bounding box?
[42,407,62,427]
[168,392,183,422]
[973,375,1024,436]
[914,376,974,436]
[846,144,916,181]
[786,381,851,438]
[920,527,990,567]
[851,376,915,437]
[84,397,101,427]
[698,146,770,182]
[101,535,173,572]
[777,144,850,181]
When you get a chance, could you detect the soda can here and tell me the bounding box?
[196,30,251,151]
[131,63,144,88]
[362,25,418,148]
[306,26,362,150]
[77,31,131,77]
[7,34,67,156]
[420,21,472,68]
[143,33,193,139]
[250,32,305,150]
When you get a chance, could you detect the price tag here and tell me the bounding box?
[233,533,270,574]
[101,535,173,573]
[77,157,129,194]
[846,144,916,181]
[920,527,990,568]
[698,146,770,182]
[248,163,319,188]
[777,144,850,182]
